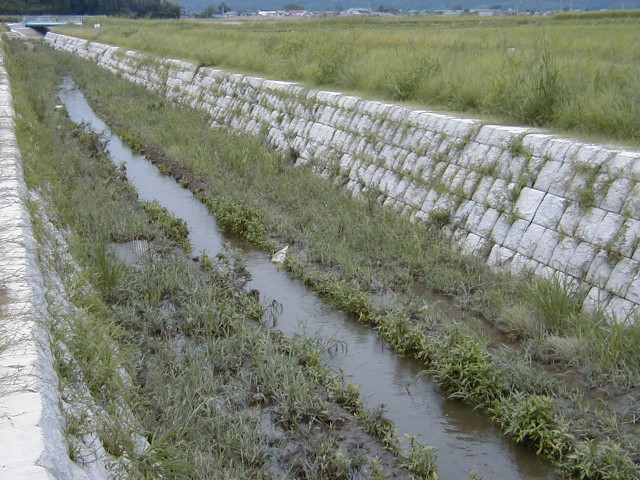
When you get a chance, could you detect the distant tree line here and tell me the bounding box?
[0,0,180,17]
[196,2,231,16]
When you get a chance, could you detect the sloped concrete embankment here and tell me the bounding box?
[45,33,640,322]
[0,47,83,479]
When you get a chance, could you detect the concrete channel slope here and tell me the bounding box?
[46,33,640,323]
[0,48,83,480]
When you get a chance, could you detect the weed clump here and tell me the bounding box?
[201,194,269,248]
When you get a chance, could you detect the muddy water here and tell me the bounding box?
[58,78,554,480]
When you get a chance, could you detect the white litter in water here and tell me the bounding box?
[270,245,288,265]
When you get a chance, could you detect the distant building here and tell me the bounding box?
[287,9,308,15]
[344,8,371,15]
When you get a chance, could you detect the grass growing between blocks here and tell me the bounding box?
[12,41,640,478]
[6,40,428,479]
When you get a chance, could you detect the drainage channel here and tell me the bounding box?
[58,77,554,480]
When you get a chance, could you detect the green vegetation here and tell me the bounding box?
[32,39,640,478]
[7,37,640,478]
[6,40,418,479]
[56,12,640,143]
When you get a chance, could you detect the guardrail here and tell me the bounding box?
[23,15,84,27]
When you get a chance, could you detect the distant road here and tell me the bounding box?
[6,23,46,39]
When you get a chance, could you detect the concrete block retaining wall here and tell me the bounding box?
[46,33,640,323]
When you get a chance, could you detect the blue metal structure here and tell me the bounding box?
[23,16,84,28]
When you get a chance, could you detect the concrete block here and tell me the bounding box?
[441,163,460,187]
[561,142,582,164]
[361,163,378,185]
[547,164,574,198]
[390,177,410,199]
[574,208,607,244]
[549,237,580,272]
[514,187,546,222]
[503,219,529,251]
[531,229,560,265]
[471,177,494,205]
[337,95,360,111]
[609,151,638,178]
[626,182,640,218]
[605,258,639,297]
[465,202,488,231]
[461,233,488,256]
[585,250,616,288]
[378,171,398,194]
[557,202,582,236]
[583,286,612,313]
[433,194,455,212]
[534,263,557,280]
[605,297,638,324]
[462,171,480,197]
[308,123,336,145]
[625,271,640,304]
[567,241,597,279]
[573,144,605,166]
[464,143,491,169]
[403,151,418,172]
[490,214,512,245]
[510,253,539,276]
[473,125,497,145]
[476,208,500,238]
[522,133,553,158]
[487,244,515,267]
[54,33,640,325]
[452,199,475,226]
[532,193,567,229]
[600,178,633,214]
[484,178,508,209]
[591,212,625,246]
[450,167,468,192]
[318,106,337,125]
[518,223,547,257]
[403,183,428,209]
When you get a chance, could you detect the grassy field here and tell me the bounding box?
[26,36,640,478]
[55,11,640,144]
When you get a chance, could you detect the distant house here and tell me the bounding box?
[344,8,371,15]
[287,9,308,16]
[258,10,278,16]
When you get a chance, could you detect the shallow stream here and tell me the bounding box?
[58,77,554,480]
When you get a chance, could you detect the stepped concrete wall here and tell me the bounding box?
[46,33,640,323]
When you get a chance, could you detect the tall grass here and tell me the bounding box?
[56,13,640,143]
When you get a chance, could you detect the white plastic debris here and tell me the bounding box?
[271,245,289,265]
